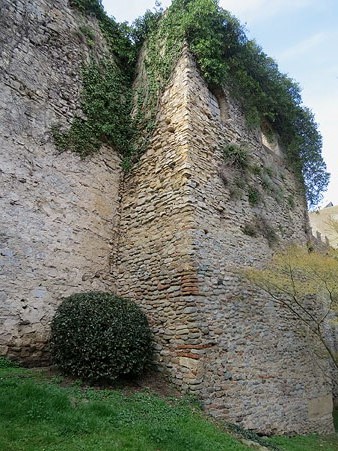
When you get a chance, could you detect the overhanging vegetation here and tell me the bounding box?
[54,0,329,207]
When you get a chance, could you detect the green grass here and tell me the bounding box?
[1,361,337,451]
[267,409,338,451]
[268,433,338,451]
[0,365,248,451]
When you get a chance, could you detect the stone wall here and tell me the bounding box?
[115,49,333,434]
[0,0,121,363]
[0,1,334,435]
[309,206,338,402]
[309,205,338,248]
[183,53,333,434]
[115,49,205,380]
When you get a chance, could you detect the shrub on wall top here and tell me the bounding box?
[49,291,152,384]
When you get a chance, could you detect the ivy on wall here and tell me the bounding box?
[52,61,133,158]
[54,0,329,207]
[69,0,136,68]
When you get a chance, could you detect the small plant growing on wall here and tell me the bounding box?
[52,60,133,158]
[79,25,96,47]
[247,185,261,205]
[242,223,258,237]
[242,215,278,247]
[0,357,19,368]
[222,143,249,170]
[50,292,152,384]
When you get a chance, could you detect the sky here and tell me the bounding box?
[102,0,337,207]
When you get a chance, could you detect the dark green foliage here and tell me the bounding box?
[70,0,105,17]
[78,25,96,47]
[287,107,330,208]
[130,5,163,48]
[64,0,328,206]
[70,0,135,69]
[222,144,249,170]
[50,292,152,384]
[98,18,136,71]
[334,408,338,432]
[227,423,280,450]
[156,0,329,207]
[55,0,136,159]
[247,186,261,205]
[264,167,274,178]
[169,0,230,85]
[0,357,19,368]
[52,60,133,158]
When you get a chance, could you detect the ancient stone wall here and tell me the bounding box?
[115,49,333,434]
[0,1,334,435]
[183,53,333,434]
[309,205,338,248]
[309,206,338,402]
[115,50,205,381]
[0,0,121,363]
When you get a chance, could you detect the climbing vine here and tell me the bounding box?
[53,60,133,158]
[69,0,136,70]
[54,0,328,206]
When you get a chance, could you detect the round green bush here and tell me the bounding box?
[50,292,152,383]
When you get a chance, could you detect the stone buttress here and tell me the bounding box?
[115,48,334,434]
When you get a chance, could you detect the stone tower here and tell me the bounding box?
[0,0,334,434]
[115,48,333,434]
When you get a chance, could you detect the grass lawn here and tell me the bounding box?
[0,364,249,451]
[267,409,338,451]
[0,360,337,450]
